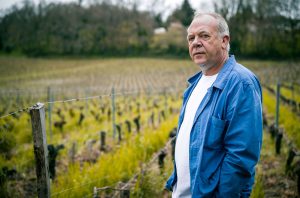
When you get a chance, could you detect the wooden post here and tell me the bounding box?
[161,110,166,120]
[133,116,140,133]
[111,87,116,139]
[69,142,77,164]
[120,189,130,198]
[275,128,283,155]
[30,103,50,198]
[275,82,280,129]
[100,131,106,151]
[268,124,275,139]
[151,112,155,128]
[137,102,140,114]
[125,120,131,133]
[286,148,296,173]
[158,111,161,125]
[116,124,122,143]
[78,112,85,126]
[93,187,98,198]
[158,149,167,169]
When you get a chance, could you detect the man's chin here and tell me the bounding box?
[193,59,206,68]
[198,63,213,73]
[193,59,205,65]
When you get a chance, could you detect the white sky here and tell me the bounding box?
[0,0,214,18]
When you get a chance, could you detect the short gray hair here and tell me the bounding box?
[192,12,230,52]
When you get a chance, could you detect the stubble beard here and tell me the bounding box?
[198,63,214,73]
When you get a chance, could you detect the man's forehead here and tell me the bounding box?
[188,15,217,33]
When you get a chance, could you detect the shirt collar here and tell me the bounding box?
[187,55,236,90]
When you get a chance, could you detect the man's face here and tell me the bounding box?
[187,15,227,72]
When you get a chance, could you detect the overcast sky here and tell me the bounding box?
[0,0,214,18]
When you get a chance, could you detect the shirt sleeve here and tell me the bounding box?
[216,82,263,197]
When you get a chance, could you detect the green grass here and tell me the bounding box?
[0,86,181,197]
[263,89,300,148]
[51,115,178,197]
[280,86,300,103]
[250,175,264,198]
[0,56,299,197]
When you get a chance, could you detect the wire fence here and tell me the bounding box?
[2,79,299,197]
[0,87,181,120]
[263,82,300,196]
[0,86,180,197]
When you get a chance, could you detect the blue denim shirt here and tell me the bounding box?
[166,55,263,198]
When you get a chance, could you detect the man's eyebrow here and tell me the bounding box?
[187,30,210,36]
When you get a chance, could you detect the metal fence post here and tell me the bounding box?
[111,87,116,139]
[47,87,53,141]
[275,82,280,129]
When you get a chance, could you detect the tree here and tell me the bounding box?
[168,0,194,27]
[213,0,300,58]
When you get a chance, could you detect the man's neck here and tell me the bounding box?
[202,53,229,76]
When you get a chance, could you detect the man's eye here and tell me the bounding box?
[188,37,194,42]
[201,35,210,39]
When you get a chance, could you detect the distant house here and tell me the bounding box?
[153,22,185,35]
[169,22,185,30]
[154,27,167,35]
[151,21,187,52]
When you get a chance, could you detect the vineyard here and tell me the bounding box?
[0,57,299,197]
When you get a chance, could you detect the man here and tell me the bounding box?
[165,12,263,198]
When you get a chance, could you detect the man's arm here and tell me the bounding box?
[216,83,263,197]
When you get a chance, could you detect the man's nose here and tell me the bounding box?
[192,37,203,47]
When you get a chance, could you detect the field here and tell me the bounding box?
[0,56,299,197]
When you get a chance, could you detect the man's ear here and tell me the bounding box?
[222,35,230,50]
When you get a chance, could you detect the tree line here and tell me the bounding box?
[0,1,155,56]
[214,0,300,59]
[0,0,299,58]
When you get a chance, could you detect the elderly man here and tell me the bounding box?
[165,12,263,197]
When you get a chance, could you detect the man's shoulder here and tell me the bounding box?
[228,62,259,87]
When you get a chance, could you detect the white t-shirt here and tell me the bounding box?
[172,73,218,198]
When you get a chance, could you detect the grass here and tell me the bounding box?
[280,86,300,103]
[249,87,300,197]
[0,57,197,98]
[263,88,300,148]
[0,84,181,197]
[0,56,299,197]
[51,114,178,197]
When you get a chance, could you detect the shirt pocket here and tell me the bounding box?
[205,116,226,149]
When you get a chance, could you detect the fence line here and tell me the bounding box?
[0,88,180,120]
[264,82,300,195]
[31,99,176,197]
[0,107,30,119]
[50,175,111,197]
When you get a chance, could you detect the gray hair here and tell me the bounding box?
[192,12,230,52]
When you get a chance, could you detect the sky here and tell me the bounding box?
[0,0,214,19]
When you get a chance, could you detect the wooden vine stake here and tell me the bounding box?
[30,103,50,198]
